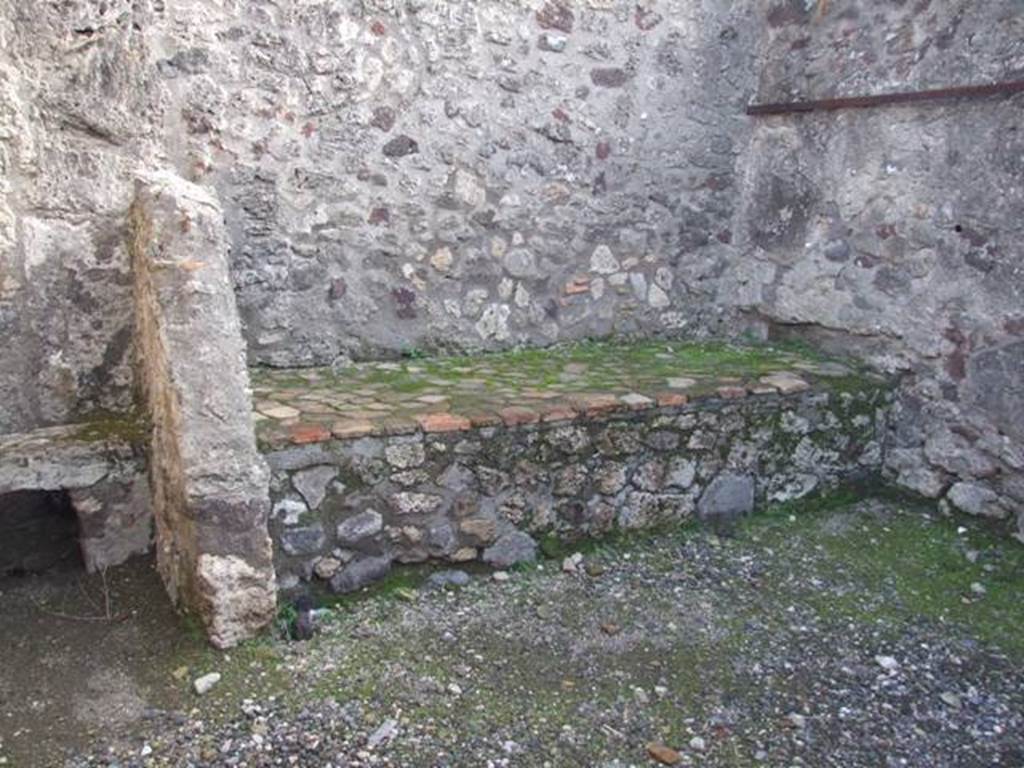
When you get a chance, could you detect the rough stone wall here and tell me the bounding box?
[265,384,891,592]
[725,1,1024,533]
[0,0,163,433]
[154,0,760,365]
[131,173,276,648]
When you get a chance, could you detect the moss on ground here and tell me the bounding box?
[737,487,1024,658]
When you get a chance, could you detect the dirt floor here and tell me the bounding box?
[0,556,213,767]
[2,489,1023,767]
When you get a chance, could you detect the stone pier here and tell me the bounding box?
[129,173,276,648]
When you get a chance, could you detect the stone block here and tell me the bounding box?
[71,476,153,572]
[482,531,537,568]
[337,510,384,545]
[947,482,1007,519]
[698,473,755,524]
[280,525,326,556]
[292,466,338,511]
[329,555,392,594]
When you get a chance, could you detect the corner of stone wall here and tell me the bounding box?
[130,170,276,648]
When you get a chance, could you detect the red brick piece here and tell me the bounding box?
[541,405,578,423]
[289,422,331,445]
[717,385,748,400]
[331,419,375,439]
[571,393,621,417]
[656,392,689,408]
[564,278,590,295]
[417,412,472,433]
[500,406,540,427]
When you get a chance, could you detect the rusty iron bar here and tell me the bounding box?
[746,79,1024,116]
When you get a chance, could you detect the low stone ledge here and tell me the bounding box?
[0,422,142,493]
[262,381,894,594]
[0,421,153,571]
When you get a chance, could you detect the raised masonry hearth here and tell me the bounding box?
[1,1,1020,647]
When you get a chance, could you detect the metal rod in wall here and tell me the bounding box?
[746,79,1024,116]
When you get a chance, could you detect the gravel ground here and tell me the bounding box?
[6,492,1024,767]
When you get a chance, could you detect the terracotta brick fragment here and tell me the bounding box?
[564,278,590,295]
[331,419,375,439]
[656,392,688,408]
[289,422,331,445]
[500,406,540,427]
[417,412,472,433]
[571,393,621,417]
[541,405,578,423]
[466,410,503,428]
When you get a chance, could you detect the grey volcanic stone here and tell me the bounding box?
[968,342,1024,443]
[947,482,1006,519]
[426,570,471,589]
[385,441,425,470]
[280,525,326,556]
[382,135,419,158]
[337,510,384,545]
[329,555,392,594]
[292,466,338,511]
[698,473,755,523]
[425,521,457,558]
[483,532,538,569]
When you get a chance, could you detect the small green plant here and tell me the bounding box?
[276,600,298,639]
[539,531,570,560]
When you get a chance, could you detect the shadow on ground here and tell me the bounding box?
[0,558,210,767]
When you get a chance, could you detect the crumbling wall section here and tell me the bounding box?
[0,0,164,434]
[130,173,276,647]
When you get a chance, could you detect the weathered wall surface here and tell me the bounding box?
[726,1,1024,532]
[0,0,163,433]
[154,0,759,365]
